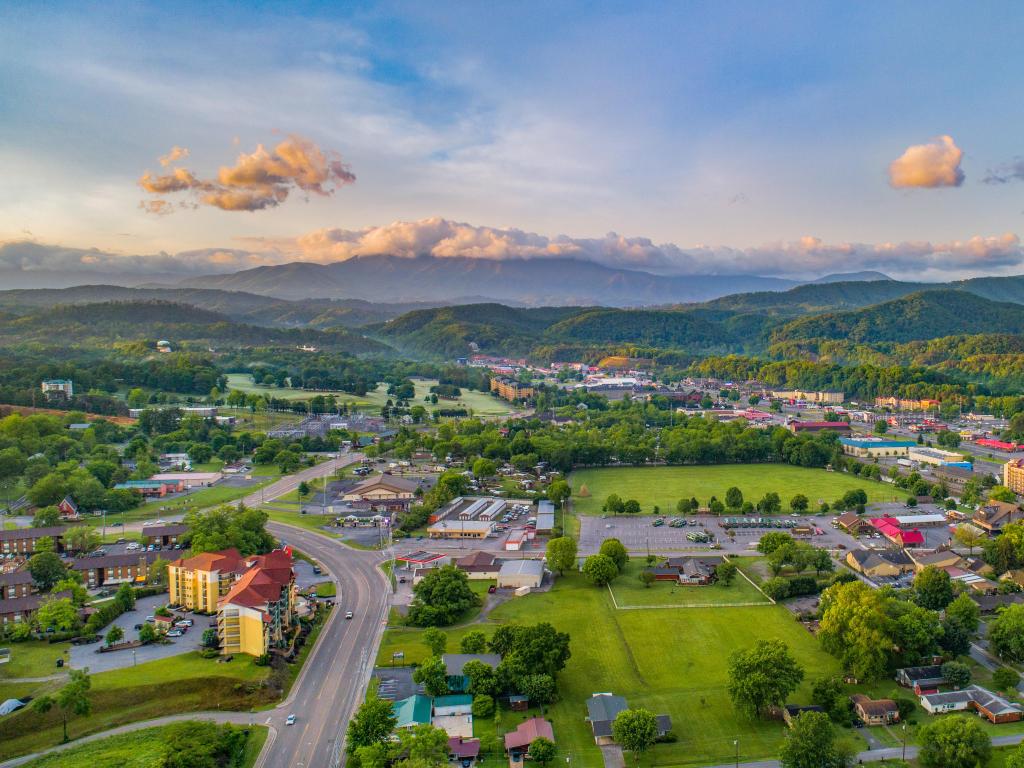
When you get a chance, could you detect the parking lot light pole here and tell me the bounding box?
[733,739,738,768]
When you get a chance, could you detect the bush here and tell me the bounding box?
[472,694,495,718]
[787,576,820,597]
[895,697,916,720]
[655,731,679,743]
[762,577,790,601]
[993,667,1020,692]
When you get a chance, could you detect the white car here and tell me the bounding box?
[286,714,296,726]
[345,611,354,620]
[167,629,183,638]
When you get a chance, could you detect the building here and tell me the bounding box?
[971,592,1024,614]
[976,438,1023,452]
[168,548,246,613]
[142,523,189,546]
[504,717,554,757]
[0,526,66,556]
[788,421,852,435]
[933,464,975,491]
[846,549,914,578]
[504,530,530,551]
[342,474,421,512]
[217,549,297,657]
[160,452,192,470]
[72,551,167,588]
[454,551,501,580]
[150,471,222,488]
[393,695,433,729]
[782,705,826,728]
[646,557,717,585]
[875,397,940,411]
[114,479,183,497]
[839,437,913,458]
[908,550,962,572]
[919,685,1023,723]
[442,653,501,692]
[772,390,844,404]
[56,496,80,521]
[908,446,967,467]
[40,379,73,399]
[0,591,71,627]
[869,518,925,547]
[972,500,1024,536]
[497,559,544,589]
[433,694,473,718]
[897,665,947,692]
[0,571,33,600]
[490,377,534,402]
[851,694,900,725]
[586,693,672,746]
[447,736,480,766]
[536,500,555,533]
[427,520,493,540]
[1004,459,1024,495]
[835,512,872,534]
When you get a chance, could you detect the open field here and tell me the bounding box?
[20,723,269,768]
[0,652,272,760]
[224,374,516,417]
[0,641,71,680]
[570,464,899,515]
[377,570,850,767]
[609,558,770,607]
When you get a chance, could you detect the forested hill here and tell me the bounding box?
[771,290,1024,344]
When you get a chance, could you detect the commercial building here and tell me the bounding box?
[490,377,534,402]
[217,549,297,658]
[839,437,913,458]
[907,446,968,467]
[427,520,494,540]
[874,397,940,411]
[150,471,222,489]
[113,479,183,497]
[536,500,555,533]
[342,474,421,512]
[933,464,975,491]
[771,390,844,405]
[40,379,73,399]
[169,548,246,613]
[454,551,501,580]
[1004,459,1024,495]
[496,559,545,589]
[788,421,852,435]
[870,517,925,547]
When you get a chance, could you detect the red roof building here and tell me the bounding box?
[870,517,925,547]
[977,439,1022,452]
[504,716,555,752]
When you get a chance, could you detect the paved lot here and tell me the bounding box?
[70,594,207,672]
[371,666,422,700]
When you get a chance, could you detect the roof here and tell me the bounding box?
[839,438,914,449]
[220,567,284,611]
[173,548,244,573]
[455,550,499,570]
[499,559,544,578]
[0,571,33,586]
[848,549,913,569]
[448,737,481,759]
[587,693,627,726]
[851,694,898,716]
[972,593,1024,612]
[910,550,961,567]
[434,694,473,708]
[442,653,501,677]
[898,664,944,682]
[397,550,446,566]
[0,591,71,616]
[504,716,554,750]
[150,472,221,482]
[921,685,1023,717]
[392,695,432,727]
[142,523,189,537]
[791,421,850,429]
[870,518,925,545]
[836,511,869,528]
[71,552,168,571]
[348,474,420,495]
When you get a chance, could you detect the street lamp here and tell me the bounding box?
[733,739,738,768]
[902,723,907,762]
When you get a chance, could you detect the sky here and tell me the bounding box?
[2,1,1024,280]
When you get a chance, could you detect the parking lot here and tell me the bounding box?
[69,594,207,673]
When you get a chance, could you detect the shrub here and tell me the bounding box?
[472,694,495,718]
[762,577,790,601]
[787,576,820,597]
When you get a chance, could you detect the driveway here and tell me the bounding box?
[69,594,207,673]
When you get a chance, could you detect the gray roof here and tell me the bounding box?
[0,526,66,543]
[498,559,544,578]
[848,548,913,569]
[922,685,1023,717]
[442,653,501,676]
[898,665,944,683]
[587,694,627,725]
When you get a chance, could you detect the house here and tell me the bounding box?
[908,549,962,572]
[442,654,501,692]
[972,501,1024,536]
[782,705,825,727]
[851,694,900,725]
[870,518,924,548]
[142,523,189,546]
[393,695,433,729]
[56,496,80,521]
[496,559,544,589]
[586,693,671,745]
[447,736,480,766]
[504,716,554,756]
[168,548,246,613]
[897,665,947,693]
[433,694,473,717]
[40,379,73,399]
[0,526,66,556]
[0,571,33,600]
[835,512,872,534]
[153,614,175,633]
[669,557,717,585]
[453,551,501,580]
[342,474,421,512]
[217,550,298,658]
[972,592,1024,614]
[846,549,914,578]
[920,685,1023,723]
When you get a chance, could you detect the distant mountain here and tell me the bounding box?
[809,271,893,284]
[178,254,798,306]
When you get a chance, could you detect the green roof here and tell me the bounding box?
[392,694,432,728]
[434,694,472,708]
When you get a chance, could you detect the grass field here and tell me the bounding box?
[377,570,851,766]
[224,374,516,417]
[0,652,272,760]
[20,723,269,768]
[570,465,898,515]
[0,641,71,680]
[609,559,770,607]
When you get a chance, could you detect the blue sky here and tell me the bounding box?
[2,1,1024,278]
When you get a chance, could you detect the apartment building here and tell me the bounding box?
[490,377,535,402]
[1004,459,1024,495]
[217,549,296,657]
[168,549,246,613]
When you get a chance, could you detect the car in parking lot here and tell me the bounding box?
[487,585,496,593]
[167,629,183,638]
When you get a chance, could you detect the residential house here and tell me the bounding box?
[504,717,554,758]
[393,695,433,729]
[168,548,246,613]
[217,549,297,658]
[586,693,671,745]
[645,557,717,585]
[783,705,826,727]
[972,592,1024,614]
[142,523,189,546]
[897,665,947,693]
[0,527,66,556]
[442,654,501,692]
[342,474,421,512]
[851,694,900,725]
[920,685,1023,723]
[496,559,544,590]
[908,550,962,572]
[447,736,480,766]
[972,501,1024,536]
[453,551,501,580]
[845,549,914,578]
[56,496,80,521]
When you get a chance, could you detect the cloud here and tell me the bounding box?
[889,135,965,188]
[983,157,1024,185]
[138,134,355,213]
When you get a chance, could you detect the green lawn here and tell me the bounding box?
[377,570,850,767]
[0,652,273,760]
[570,465,898,515]
[0,641,71,680]
[263,507,342,535]
[308,581,336,597]
[609,559,770,607]
[224,374,516,417]
[19,723,269,768]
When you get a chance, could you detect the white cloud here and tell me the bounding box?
[889,135,965,188]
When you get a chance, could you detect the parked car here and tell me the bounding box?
[133,624,143,631]
[145,615,155,622]
[167,629,183,638]
[487,585,497,594]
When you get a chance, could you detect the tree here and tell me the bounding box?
[725,487,743,509]
[623,499,641,515]
[914,566,954,610]
[547,480,570,508]
[472,458,497,480]
[32,506,61,528]
[988,604,1024,662]
[873,420,888,435]
[114,581,136,611]
[298,481,310,498]
[148,556,170,586]
[184,504,274,556]
[716,560,737,586]
[28,551,66,592]
[1007,743,1024,768]
[582,554,618,586]
[63,526,101,555]
[757,531,794,555]
[638,570,656,588]
[412,655,449,697]
[528,737,556,766]
[520,673,556,710]
[463,660,499,697]
[779,710,849,768]
[138,623,157,643]
[756,492,782,514]
[762,577,790,601]
[28,473,69,508]
[471,694,495,718]
[810,677,845,721]
[422,628,448,657]
[918,715,991,768]
[990,485,1018,503]
[460,630,487,654]
[599,538,629,571]
[955,524,984,556]
[727,639,804,718]
[201,627,219,649]
[34,535,55,554]
[941,661,971,689]
[346,693,398,753]
[35,596,79,632]
[789,493,810,513]
[32,668,91,743]
[105,625,124,646]
[546,536,577,575]
[408,566,480,627]
[945,592,980,634]
[993,667,1020,693]
[400,723,451,766]
[53,577,88,607]
[611,708,658,766]
[604,494,624,515]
